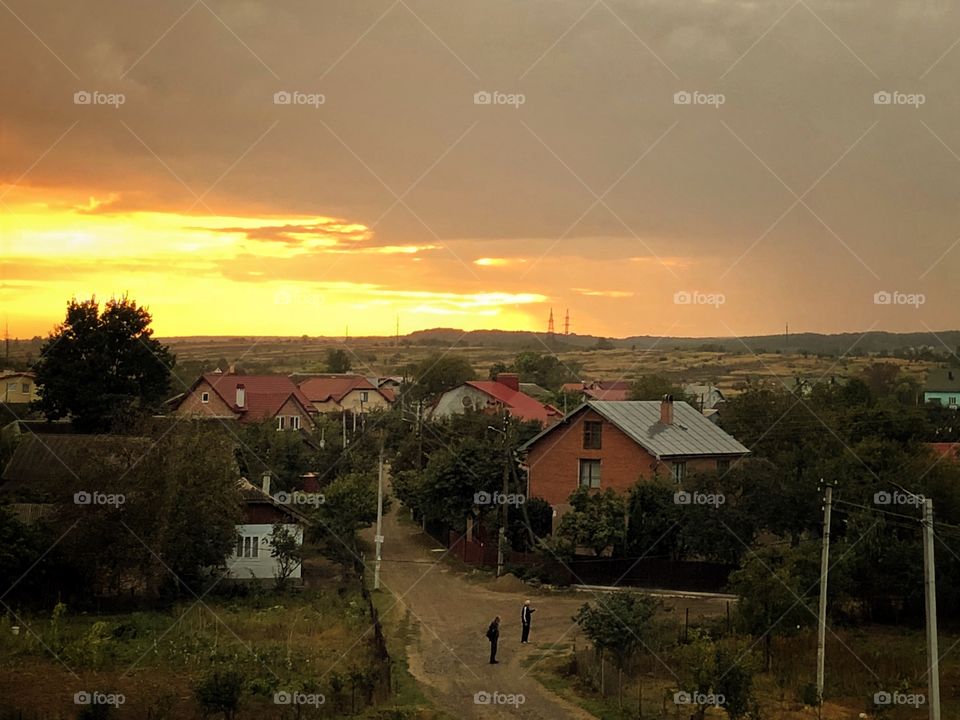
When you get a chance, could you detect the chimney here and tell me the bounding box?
[261,472,271,496]
[236,383,246,408]
[496,373,520,392]
[660,394,674,425]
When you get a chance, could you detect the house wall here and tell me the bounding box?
[525,409,729,519]
[175,380,238,418]
[274,396,314,430]
[227,523,303,580]
[432,385,495,419]
[1,376,38,404]
[339,388,391,412]
[925,391,959,408]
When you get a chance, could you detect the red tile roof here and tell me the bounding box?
[560,380,632,401]
[299,375,388,404]
[584,387,631,401]
[201,373,315,422]
[465,380,562,424]
[927,442,960,462]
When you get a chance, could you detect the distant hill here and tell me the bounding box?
[399,328,960,357]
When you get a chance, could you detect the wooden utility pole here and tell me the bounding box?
[816,485,832,707]
[496,417,509,577]
[374,432,385,590]
[923,498,941,720]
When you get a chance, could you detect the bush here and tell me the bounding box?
[194,668,245,719]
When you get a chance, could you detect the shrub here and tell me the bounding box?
[194,668,245,719]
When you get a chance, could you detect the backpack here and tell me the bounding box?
[486,624,496,640]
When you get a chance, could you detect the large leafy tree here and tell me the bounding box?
[325,347,353,373]
[309,470,384,569]
[33,296,173,431]
[574,592,661,676]
[556,487,626,556]
[400,353,474,403]
[628,374,692,402]
[727,544,818,671]
[51,423,242,599]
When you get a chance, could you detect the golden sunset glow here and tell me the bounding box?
[1,188,547,338]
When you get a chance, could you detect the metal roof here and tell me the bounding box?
[588,401,749,458]
[521,400,750,459]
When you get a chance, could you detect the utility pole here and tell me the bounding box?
[923,498,941,720]
[816,485,832,708]
[492,415,510,577]
[374,432,385,590]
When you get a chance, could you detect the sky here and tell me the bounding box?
[2,0,960,340]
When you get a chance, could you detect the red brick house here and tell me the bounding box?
[172,372,317,430]
[521,397,749,517]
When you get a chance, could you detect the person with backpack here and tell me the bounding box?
[486,615,501,664]
[520,600,535,643]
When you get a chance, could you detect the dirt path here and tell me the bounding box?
[362,503,730,719]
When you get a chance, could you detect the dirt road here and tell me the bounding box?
[362,503,730,719]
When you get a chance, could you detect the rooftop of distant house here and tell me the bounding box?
[298,374,394,404]
[177,371,316,421]
[560,380,632,401]
[925,368,960,392]
[522,398,750,459]
[464,373,562,424]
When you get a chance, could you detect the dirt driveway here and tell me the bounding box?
[362,503,730,719]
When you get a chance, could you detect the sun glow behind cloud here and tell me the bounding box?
[0,193,546,337]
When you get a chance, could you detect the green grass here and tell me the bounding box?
[0,586,392,718]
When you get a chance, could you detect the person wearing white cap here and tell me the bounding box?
[521,600,535,643]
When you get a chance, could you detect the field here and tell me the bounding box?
[0,583,388,719]
[161,336,938,398]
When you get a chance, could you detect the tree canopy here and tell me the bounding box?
[33,296,173,432]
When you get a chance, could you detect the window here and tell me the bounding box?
[201,392,210,404]
[950,396,957,406]
[6,382,15,393]
[236,536,259,558]
[717,458,731,473]
[292,415,301,430]
[671,461,687,484]
[359,391,369,403]
[582,420,602,450]
[22,384,29,394]
[277,416,287,430]
[579,459,601,488]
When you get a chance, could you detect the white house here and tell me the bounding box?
[228,476,312,582]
